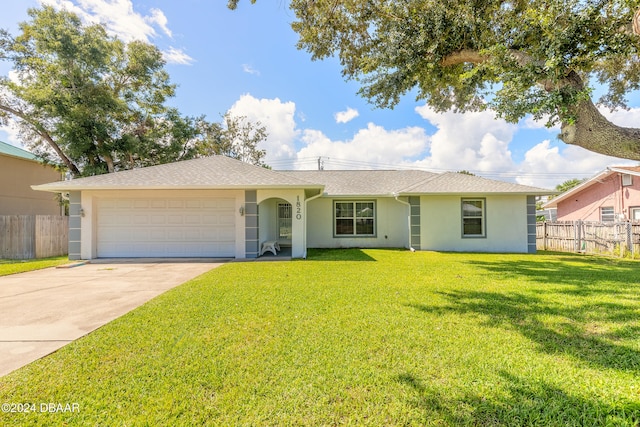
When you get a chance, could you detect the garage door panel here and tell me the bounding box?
[150,215,166,225]
[133,215,149,225]
[218,228,236,240]
[185,215,201,225]
[219,214,235,225]
[97,197,236,257]
[168,215,184,225]
[116,200,133,209]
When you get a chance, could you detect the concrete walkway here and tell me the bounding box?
[0,259,227,377]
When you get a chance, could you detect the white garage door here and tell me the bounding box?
[97,197,236,257]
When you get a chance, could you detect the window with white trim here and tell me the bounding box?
[631,207,640,222]
[462,198,486,237]
[600,206,615,223]
[334,201,375,236]
[622,174,633,186]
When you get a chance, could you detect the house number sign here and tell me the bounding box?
[296,196,302,220]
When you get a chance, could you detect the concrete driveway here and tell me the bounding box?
[0,259,227,377]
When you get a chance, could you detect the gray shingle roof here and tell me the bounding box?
[400,172,555,195]
[33,156,321,191]
[32,155,553,196]
[279,170,438,196]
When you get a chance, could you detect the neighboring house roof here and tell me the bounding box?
[280,170,438,196]
[0,140,40,162]
[32,154,554,196]
[33,156,323,192]
[544,165,640,208]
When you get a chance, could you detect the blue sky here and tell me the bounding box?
[1,0,638,188]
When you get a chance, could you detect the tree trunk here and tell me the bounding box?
[96,139,115,173]
[103,153,115,173]
[39,130,82,176]
[559,71,640,161]
[560,98,640,160]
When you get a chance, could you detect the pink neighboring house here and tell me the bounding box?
[544,166,640,222]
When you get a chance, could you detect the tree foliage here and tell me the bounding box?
[0,6,267,176]
[554,177,587,195]
[232,0,640,160]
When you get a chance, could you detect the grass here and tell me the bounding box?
[0,249,639,426]
[0,256,69,276]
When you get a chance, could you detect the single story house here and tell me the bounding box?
[0,140,63,215]
[543,166,640,222]
[33,156,553,260]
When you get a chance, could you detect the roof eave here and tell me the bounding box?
[32,184,325,193]
[326,193,396,198]
[608,167,640,177]
[400,191,557,196]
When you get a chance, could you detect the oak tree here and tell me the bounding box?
[0,6,268,176]
[230,0,640,160]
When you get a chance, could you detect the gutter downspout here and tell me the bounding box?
[394,194,413,251]
[303,190,324,259]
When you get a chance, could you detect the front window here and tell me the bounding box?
[462,199,485,237]
[600,207,615,223]
[631,207,640,222]
[335,201,375,236]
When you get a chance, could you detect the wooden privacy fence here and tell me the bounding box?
[537,220,640,258]
[0,215,68,259]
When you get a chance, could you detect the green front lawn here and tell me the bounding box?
[0,256,69,276]
[1,250,639,425]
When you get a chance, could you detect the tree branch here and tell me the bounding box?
[0,103,81,176]
[440,50,640,160]
[440,49,488,66]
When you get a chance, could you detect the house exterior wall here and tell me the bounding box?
[0,155,62,215]
[556,173,640,221]
[305,197,410,249]
[421,195,530,253]
[78,189,246,259]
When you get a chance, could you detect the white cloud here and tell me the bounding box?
[227,94,299,162]
[334,107,359,124]
[147,8,171,38]
[163,47,193,65]
[414,105,517,173]
[242,64,260,76]
[223,96,636,187]
[515,141,635,187]
[298,123,429,170]
[602,106,640,127]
